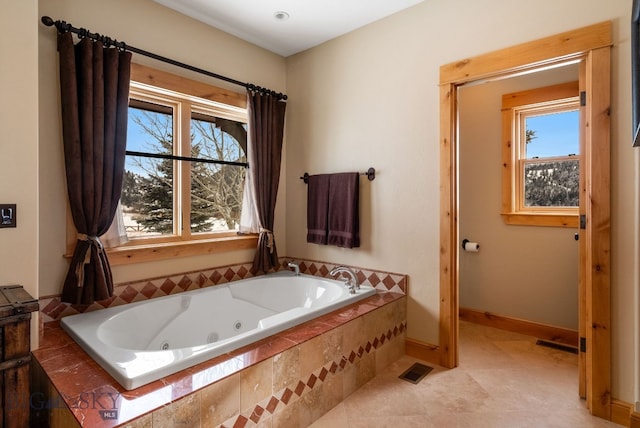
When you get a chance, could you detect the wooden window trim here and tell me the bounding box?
[501,81,579,227]
[105,234,257,266]
[130,63,247,109]
[65,64,255,265]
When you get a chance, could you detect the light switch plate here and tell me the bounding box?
[0,204,16,228]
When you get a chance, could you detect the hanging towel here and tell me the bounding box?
[327,172,360,248]
[306,174,330,244]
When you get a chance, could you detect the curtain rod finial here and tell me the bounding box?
[41,16,54,26]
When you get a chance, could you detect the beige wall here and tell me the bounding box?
[1,0,634,408]
[458,66,580,330]
[37,0,288,295]
[0,0,39,346]
[285,0,635,403]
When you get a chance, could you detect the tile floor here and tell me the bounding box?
[310,320,623,427]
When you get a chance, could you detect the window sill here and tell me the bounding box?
[501,212,578,228]
[64,234,258,266]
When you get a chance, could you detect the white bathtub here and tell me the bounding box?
[60,271,377,390]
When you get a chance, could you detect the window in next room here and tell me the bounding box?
[501,81,580,227]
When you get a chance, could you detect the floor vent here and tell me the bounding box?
[535,339,579,354]
[399,362,433,384]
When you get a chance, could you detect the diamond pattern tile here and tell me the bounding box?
[219,319,407,428]
[249,405,264,423]
[280,388,293,405]
[367,273,381,286]
[307,373,318,388]
[318,367,329,381]
[119,286,138,303]
[196,273,208,287]
[177,275,192,290]
[223,268,235,282]
[160,279,177,295]
[318,265,329,276]
[39,257,407,325]
[232,415,248,428]
[236,266,249,279]
[382,274,396,290]
[306,263,316,275]
[140,282,158,299]
[294,380,306,396]
[339,358,347,369]
[266,396,279,414]
[209,270,222,284]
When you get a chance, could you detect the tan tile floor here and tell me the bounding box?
[311,320,624,427]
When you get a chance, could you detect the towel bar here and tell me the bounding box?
[300,167,375,184]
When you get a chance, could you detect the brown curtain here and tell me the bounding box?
[247,92,287,273]
[58,32,132,304]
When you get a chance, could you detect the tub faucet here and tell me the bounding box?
[287,261,300,276]
[329,266,359,294]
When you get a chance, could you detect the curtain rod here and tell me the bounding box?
[40,16,287,101]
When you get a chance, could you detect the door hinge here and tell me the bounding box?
[580,91,586,106]
[580,214,586,230]
[580,337,587,353]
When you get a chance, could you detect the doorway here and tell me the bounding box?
[457,66,581,343]
[438,22,612,419]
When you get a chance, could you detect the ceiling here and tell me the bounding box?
[153,0,425,57]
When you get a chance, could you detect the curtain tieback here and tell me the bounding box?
[259,228,274,253]
[77,233,105,249]
[75,234,106,286]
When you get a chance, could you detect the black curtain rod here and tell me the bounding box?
[40,16,287,101]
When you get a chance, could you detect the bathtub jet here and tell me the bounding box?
[60,271,377,390]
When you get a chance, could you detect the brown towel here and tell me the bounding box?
[306,174,330,244]
[327,172,360,248]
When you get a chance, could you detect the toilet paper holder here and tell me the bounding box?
[461,239,480,252]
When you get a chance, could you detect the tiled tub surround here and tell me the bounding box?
[38,259,407,323]
[61,272,377,390]
[32,260,407,427]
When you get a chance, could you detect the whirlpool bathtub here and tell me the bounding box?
[60,271,377,390]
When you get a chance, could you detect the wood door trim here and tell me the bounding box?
[438,21,612,419]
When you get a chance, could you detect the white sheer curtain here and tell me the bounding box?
[101,201,129,248]
[239,165,260,233]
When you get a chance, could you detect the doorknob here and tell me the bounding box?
[574,233,579,241]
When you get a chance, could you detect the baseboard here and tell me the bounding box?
[459,307,578,347]
[630,410,640,428]
[612,399,633,427]
[405,338,440,366]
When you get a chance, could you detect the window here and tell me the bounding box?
[124,84,247,241]
[501,81,580,227]
[66,64,257,264]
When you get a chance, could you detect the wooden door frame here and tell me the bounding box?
[439,22,612,419]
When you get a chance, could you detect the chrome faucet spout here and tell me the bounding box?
[329,266,359,294]
[287,261,300,276]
